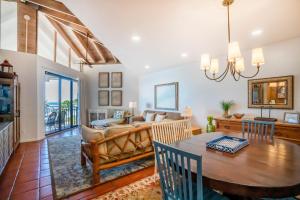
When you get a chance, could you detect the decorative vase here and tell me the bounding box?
[206,116,216,133]
[223,110,229,118]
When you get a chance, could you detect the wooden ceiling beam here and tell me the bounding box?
[46,16,90,65]
[73,31,99,63]
[94,43,120,64]
[45,14,90,35]
[93,42,106,63]
[23,0,75,17]
[39,7,83,26]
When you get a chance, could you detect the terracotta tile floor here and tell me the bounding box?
[0,128,154,200]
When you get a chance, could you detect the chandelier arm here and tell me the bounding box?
[238,66,261,79]
[229,62,241,81]
[215,66,230,82]
[204,62,230,81]
[214,63,231,82]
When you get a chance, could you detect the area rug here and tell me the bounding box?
[47,135,154,199]
[94,175,162,200]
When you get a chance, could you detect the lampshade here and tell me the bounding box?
[200,54,211,70]
[209,58,219,74]
[181,106,193,117]
[235,57,245,72]
[252,48,264,66]
[129,101,137,108]
[228,42,241,62]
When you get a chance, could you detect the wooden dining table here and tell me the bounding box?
[170,132,300,198]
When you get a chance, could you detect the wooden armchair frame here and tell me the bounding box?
[81,126,154,184]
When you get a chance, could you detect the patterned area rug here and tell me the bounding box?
[94,175,162,200]
[47,135,154,199]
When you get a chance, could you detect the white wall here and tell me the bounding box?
[0,49,85,142]
[139,37,300,128]
[84,64,139,112]
[0,0,17,51]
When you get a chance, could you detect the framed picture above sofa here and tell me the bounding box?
[98,72,110,88]
[98,90,109,106]
[111,90,122,106]
[155,82,179,111]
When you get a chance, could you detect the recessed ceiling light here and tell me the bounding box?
[181,53,188,58]
[144,65,150,69]
[251,29,263,36]
[131,35,141,42]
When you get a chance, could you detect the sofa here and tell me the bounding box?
[81,124,154,183]
[132,110,184,124]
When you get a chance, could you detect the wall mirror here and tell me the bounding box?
[155,82,178,110]
[248,75,294,109]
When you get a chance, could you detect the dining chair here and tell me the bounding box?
[152,119,193,174]
[153,141,229,200]
[152,119,193,144]
[242,120,275,141]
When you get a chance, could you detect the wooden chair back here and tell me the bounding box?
[242,120,275,141]
[152,119,192,144]
[153,141,203,200]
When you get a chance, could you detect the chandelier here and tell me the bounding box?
[200,0,265,82]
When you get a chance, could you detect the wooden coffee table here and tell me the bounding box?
[170,132,300,198]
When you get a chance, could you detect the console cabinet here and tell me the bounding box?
[0,122,14,175]
[215,117,300,144]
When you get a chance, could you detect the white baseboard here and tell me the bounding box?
[20,136,45,143]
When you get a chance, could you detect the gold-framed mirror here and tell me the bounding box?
[248,75,294,109]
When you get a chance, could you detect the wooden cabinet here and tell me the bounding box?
[215,117,300,144]
[0,122,14,175]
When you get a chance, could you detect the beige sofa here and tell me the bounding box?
[81,125,153,183]
[132,110,184,123]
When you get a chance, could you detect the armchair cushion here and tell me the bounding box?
[81,125,104,143]
[81,125,109,160]
[104,125,136,156]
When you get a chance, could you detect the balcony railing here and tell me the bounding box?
[45,105,79,133]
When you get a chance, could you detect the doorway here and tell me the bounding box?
[44,72,80,135]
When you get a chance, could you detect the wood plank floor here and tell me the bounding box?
[0,128,154,200]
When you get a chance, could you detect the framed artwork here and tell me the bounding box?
[99,72,109,88]
[111,90,122,106]
[154,82,179,110]
[284,112,300,124]
[248,75,294,109]
[111,72,122,88]
[98,90,109,106]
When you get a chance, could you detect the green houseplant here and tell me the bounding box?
[206,116,216,133]
[221,100,234,118]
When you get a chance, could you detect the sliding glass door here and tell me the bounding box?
[45,72,80,135]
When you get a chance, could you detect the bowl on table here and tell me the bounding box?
[233,113,245,119]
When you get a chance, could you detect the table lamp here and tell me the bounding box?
[181,106,193,119]
[129,101,137,115]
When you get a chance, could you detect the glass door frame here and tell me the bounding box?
[45,71,79,134]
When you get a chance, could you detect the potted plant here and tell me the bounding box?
[221,100,234,118]
[206,116,216,133]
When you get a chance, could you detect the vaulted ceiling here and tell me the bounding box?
[60,0,300,73]
[22,0,120,65]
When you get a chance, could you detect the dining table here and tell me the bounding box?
[169,132,300,198]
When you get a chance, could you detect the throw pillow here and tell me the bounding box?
[113,110,125,119]
[145,113,156,122]
[155,114,166,122]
